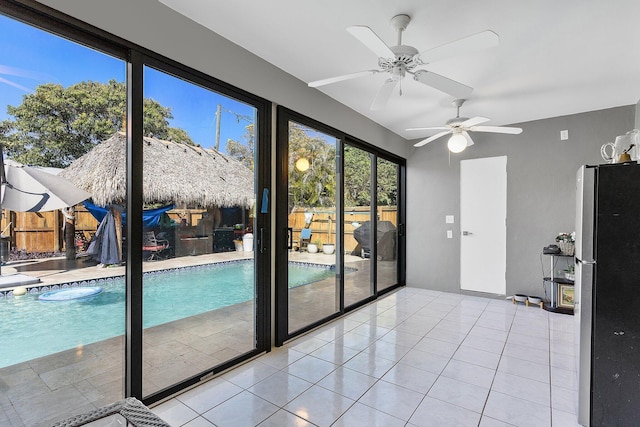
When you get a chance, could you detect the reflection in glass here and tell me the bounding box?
[376,158,399,291]
[344,144,373,306]
[142,66,257,396]
[287,121,339,333]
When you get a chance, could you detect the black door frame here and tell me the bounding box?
[1,0,272,406]
[275,106,406,346]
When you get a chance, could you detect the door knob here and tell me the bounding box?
[462,231,473,236]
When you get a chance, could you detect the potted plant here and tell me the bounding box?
[322,242,335,255]
[307,240,320,253]
[556,232,575,255]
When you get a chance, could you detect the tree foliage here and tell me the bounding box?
[0,79,193,167]
[225,122,399,210]
[227,121,339,211]
[344,145,372,206]
[343,146,397,207]
[376,157,398,206]
[226,124,254,170]
[288,123,336,210]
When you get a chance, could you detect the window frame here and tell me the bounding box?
[275,106,406,346]
[1,0,272,406]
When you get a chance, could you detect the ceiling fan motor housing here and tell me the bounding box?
[446,117,470,128]
[378,45,420,73]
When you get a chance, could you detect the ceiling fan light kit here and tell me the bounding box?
[409,99,523,152]
[308,14,499,109]
[448,132,467,153]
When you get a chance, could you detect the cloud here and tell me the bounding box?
[0,76,31,93]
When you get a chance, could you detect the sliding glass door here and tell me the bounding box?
[344,144,374,307]
[276,108,405,345]
[377,157,400,292]
[141,64,263,398]
[0,4,271,420]
[285,120,340,334]
[0,13,128,426]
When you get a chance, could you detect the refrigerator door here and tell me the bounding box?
[590,164,640,425]
[575,165,596,427]
[575,259,593,427]
[575,165,595,263]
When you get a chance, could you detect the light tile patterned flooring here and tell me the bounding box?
[151,287,580,427]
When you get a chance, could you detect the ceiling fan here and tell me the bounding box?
[408,99,523,152]
[308,14,499,110]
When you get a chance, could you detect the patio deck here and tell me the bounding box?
[0,250,396,426]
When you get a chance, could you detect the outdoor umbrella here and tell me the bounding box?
[1,156,91,212]
[0,145,92,278]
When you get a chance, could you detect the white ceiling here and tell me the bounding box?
[159,0,640,142]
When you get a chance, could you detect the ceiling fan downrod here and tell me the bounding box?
[453,98,465,118]
[390,14,411,46]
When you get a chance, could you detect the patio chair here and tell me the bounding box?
[75,231,90,252]
[299,228,312,252]
[142,231,170,261]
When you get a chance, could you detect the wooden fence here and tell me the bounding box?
[1,205,397,254]
[288,206,397,252]
[0,206,237,254]
[0,206,97,253]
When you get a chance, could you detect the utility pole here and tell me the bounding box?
[215,104,222,151]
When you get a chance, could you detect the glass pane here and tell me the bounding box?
[344,144,373,306]
[142,66,257,396]
[376,158,399,291]
[287,122,339,333]
[0,15,126,424]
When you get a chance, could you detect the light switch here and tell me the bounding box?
[560,130,569,140]
[446,215,454,224]
[447,230,453,239]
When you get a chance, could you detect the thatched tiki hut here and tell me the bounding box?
[60,131,255,260]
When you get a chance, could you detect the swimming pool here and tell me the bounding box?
[0,260,340,368]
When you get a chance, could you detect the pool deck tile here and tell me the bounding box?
[0,250,394,426]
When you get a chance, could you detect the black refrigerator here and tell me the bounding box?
[575,164,640,427]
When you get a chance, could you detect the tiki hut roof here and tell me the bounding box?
[60,132,254,209]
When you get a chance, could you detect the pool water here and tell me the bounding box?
[0,261,337,368]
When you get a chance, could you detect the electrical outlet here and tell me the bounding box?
[560,130,569,140]
[446,215,454,224]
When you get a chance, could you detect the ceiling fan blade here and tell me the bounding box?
[470,125,523,134]
[461,116,490,127]
[347,25,395,59]
[418,30,499,64]
[413,130,452,147]
[308,70,378,87]
[406,126,449,132]
[370,79,398,110]
[462,130,474,146]
[413,70,473,98]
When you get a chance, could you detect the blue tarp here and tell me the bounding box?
[83,201,174,228]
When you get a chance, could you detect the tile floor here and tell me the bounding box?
[151,287,580,427]
[0,252,396,426]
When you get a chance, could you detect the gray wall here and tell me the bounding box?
[36,0,409,158]
[636,98,640,128]
[406,105,636,297]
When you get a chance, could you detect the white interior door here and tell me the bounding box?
[460,156,507,295]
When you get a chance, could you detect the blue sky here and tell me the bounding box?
[0,14,254,153]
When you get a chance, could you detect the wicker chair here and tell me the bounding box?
[52,397,170,427]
